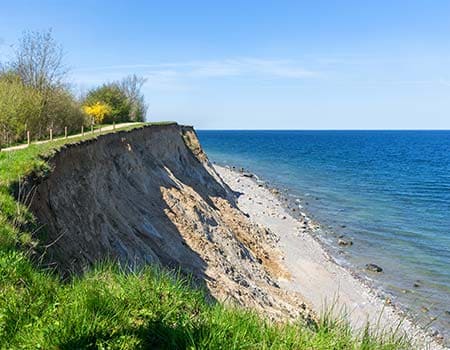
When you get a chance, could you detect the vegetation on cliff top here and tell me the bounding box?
[0,29,147,149]
[0,125,413,349]
[83,75,148,124]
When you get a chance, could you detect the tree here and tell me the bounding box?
[11,29,67,92]
[83,75,148,124]
[83,102,112,124]
[44,87,85,134]
[117,74,148,121]
[10,30,70,138]
[0,72,43,146]
[83,84,130,123]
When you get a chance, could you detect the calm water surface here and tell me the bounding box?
[197,130,450,340]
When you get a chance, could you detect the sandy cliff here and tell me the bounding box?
[25,124,308,320]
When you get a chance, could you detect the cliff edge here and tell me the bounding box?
[25,123,308,320]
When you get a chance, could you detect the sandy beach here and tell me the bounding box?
[215,165,446,350]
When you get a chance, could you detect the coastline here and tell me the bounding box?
[214,164,446,350]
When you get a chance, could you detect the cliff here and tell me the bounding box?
[24,123,307,320]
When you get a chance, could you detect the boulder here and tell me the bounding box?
[365,263,383,273]
[338,238,353,246]
[413,280,422,288]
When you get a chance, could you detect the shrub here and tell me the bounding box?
[83,102,112,125]
[83,84,131,124]
[0,73,43,146]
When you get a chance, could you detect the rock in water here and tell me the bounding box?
[338,238,353,246]
[365,263,383,272]
[242,172,255,178]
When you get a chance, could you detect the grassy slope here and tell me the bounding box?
[0,123,411,349]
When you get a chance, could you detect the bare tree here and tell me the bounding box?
[117,74,148,121]
[9,29,72,137]
[11,29,67,92]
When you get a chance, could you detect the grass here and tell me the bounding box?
[0,121,178,151]
[0,122,413,349]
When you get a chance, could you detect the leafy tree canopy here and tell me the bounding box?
[84,84,130,123]
[83,75,147,124]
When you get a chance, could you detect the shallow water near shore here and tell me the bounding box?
[197,130,450,344]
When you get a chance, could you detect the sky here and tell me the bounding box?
[0,0,450,129]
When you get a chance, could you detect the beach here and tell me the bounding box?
[215,164,446,350]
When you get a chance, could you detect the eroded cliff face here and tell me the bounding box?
[26,124,308,319]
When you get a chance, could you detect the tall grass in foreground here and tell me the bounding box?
[0,124,412,349]
[0,261,411,349]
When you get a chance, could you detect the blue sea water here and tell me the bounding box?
[197,130,450,340]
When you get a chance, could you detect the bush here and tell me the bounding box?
[0,72,86,147]
[43,88,86,136]
[83,84,131,124]
[0,73,43,146]
[83,75,147,124]
[83,102,112,125]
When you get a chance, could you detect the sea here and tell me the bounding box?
[197,130,450,343]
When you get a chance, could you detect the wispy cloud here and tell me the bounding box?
[179,58,316,79]
[72,56,449,91]
[71,58,318,90]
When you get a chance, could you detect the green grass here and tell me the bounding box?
[0,122,413,349]
[0,121,178,150]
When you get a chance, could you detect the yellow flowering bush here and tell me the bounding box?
[83,102,112,124]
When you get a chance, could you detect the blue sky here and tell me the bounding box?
[1,1,450,129]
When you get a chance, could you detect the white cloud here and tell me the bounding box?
[71,58,318,90]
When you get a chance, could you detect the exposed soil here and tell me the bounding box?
[24,124,311,321]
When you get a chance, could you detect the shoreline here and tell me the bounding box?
[214,164,446,350]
